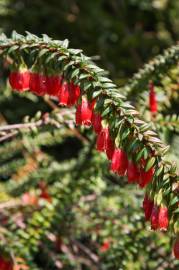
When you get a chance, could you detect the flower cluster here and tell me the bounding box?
[8,68,155,213]
[143,194,169,230]
[9,68,80,107]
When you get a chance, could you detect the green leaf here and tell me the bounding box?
[62,39,69,48]
[173,208,179,214]
[121,128,130,140]
[71,68,80,79]
[79,73,90,80]
[8,45,19,53]
[92,90,102,99]
[139,123,151,132]
[155,165,164,177]
[102,83,116,88]
[68,48,82,54]
[45,52,60,63]
[127,139,140,153]
[135,148,145,162]
[163,186,171,196]
[95,97,105,111]
[101,106,111,117]
[42,34,51,42]
[170,196,179,206]
[98,77,112,83]
[83,81,92,91]
[38,48,49,57]
[145,157,156,172]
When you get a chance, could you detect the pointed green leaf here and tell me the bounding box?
[145,157,156,172]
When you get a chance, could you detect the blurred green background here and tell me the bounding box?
[0,0,179,269]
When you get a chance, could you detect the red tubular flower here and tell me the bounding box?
[151,205,159,230]
[110,148,128,176]
[69,82,81,105]
[96,126,114,160]
[91,112,102,134]
[127,160,140,183]
[29,73,48,96]
[143,194,154,221]
[58,81,69,105]
[9,70,30,92]
[106,137,115,160]
[139,167,154,188]
[158,206,169,231]
[29,72,38,93]
[173,239,179,259]
[58,81,80,106]
[46,75,62,96]
[75,98,93,126]
[38,74,48,95]
[149,82,157,113]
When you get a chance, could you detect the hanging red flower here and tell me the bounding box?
[58,81,69,105]
[69,82,81,105]
[91,112,102,134]
[58,81,80,106]
[110,148,128,176]
[137,157,155,188]
[149,81,157,113]
[106,137,115,160]
[29,73,48,96]
[158,206,169,231]
[151,205,159,230]
[96,127,114,158]
[9,70,30,92]
[139,166,154,188]
[46,75,62,96]
[127,160,140,183]
[143,194,154,221]
[75,98,94,126]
